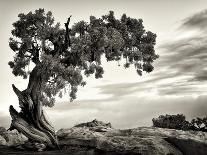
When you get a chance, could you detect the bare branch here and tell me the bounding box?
[64,15,72,48]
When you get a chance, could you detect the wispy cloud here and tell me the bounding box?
[181,9,207,31]
[142,9,207,96]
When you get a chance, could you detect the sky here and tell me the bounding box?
[0,0,207,129]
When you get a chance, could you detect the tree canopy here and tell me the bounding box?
[8,9,158,107]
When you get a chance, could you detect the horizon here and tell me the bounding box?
[0,0,207,130]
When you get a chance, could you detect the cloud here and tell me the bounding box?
[181,9,207,31]
[45,94,207,130]
[0,114,10,128]
[159,37,207,79]
[141,9,207,96]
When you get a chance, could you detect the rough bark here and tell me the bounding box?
[9,64,58,149]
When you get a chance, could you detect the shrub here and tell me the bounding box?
[152,114,207,132]
[191,117,207,132]
[152,114,187,130]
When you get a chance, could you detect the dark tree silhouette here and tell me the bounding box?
[152,114,207,132]
[152,114,190,130]
[8,9,158,148]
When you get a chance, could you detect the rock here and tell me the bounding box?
[5,130,27,146]
[0,127,8,142]
[0,127,7,133]
[166,137,207,155]
[74,119,113,133]
[74,119,112,128]
[132,127,207,144]
[56,120,207,155]
[57,127,182,155]
[21,141,46,152]
[0,127,27,146]
[1,120,207,154]
[0,136,6,145]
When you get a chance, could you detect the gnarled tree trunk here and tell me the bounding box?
[8,16,72,150]
[9,64,58,149]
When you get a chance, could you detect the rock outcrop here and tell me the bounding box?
[57,120,207,155]
[74,119,112,128]
[0,120,207,155]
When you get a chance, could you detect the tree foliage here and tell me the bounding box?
[152,114,207,132]
[152,114,188,130]
[8,9,158,107]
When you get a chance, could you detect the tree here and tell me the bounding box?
[152,114,188,130]
[152,114,207,132]
[191,117,207,131]
[8,9,158,148]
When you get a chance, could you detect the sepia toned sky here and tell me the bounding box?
[0,0,207,129]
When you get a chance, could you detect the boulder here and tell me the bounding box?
[56,120,207,155]
[57,127,182,155]
[74,119,112,128]
[0,127,27,146]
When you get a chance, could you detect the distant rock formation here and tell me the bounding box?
[74,119,112,128]
[73,119,112,133]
